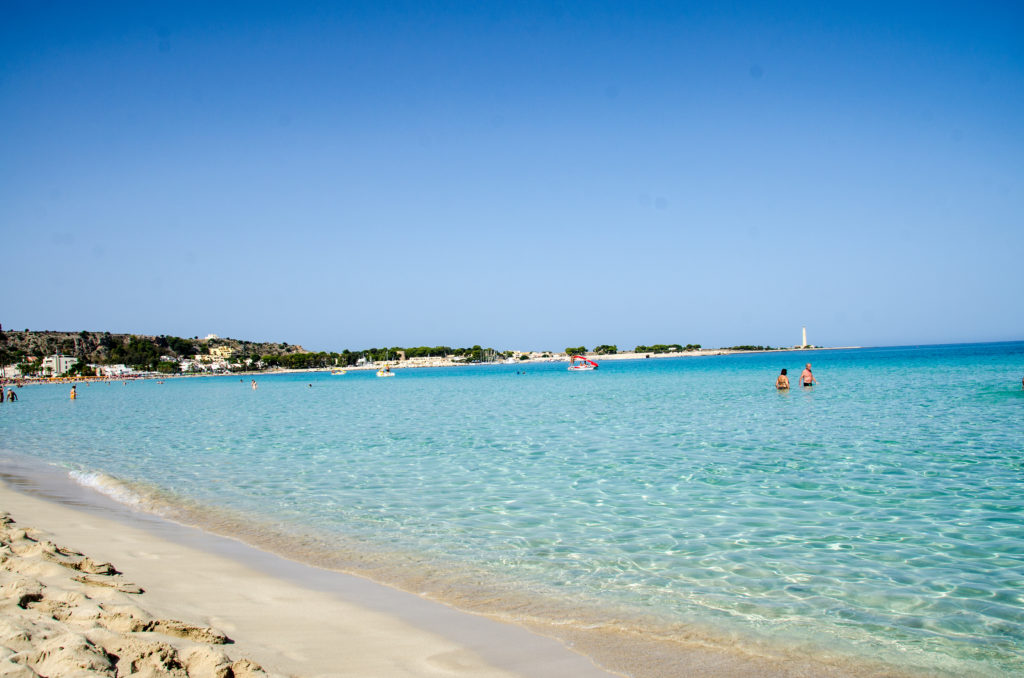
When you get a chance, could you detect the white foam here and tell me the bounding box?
[68,470,147,509]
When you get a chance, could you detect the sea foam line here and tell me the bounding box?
[68,470,150,510]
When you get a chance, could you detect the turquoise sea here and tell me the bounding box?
[2,343,1023,676]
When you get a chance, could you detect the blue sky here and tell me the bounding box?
[2,1,1022,352]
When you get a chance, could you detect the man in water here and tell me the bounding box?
[800,363,817,387]
[70,385,77,400]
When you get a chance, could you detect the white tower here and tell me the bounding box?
[802,327,808,348]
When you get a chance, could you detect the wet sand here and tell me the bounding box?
[0,468,619,678]
[0,461,925,678]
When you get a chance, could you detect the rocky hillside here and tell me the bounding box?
[0,330,305,367]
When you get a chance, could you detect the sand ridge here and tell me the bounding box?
[0,512,271,678]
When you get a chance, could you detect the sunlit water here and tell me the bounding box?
[2,343,1023,676]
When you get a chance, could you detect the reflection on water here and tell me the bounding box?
[1,343,1023,677]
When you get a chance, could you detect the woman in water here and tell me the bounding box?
[775,368,790,390]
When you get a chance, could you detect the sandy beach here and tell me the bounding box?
[0,472,621,678]
[0,461,932,678]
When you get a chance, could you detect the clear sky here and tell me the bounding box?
[2,1,1022,352]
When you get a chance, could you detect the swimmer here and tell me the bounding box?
[70,385,77,400]
[7,390,16,402]
[251,379,258,390]
[800,363,817,387]
[776,368,790,390]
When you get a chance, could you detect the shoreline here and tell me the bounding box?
[0,457,930,678]
[0,460,619,678]
[4,345,860,384]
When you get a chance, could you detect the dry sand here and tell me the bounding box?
[0,464,920,678]
[0,509,267,678]
[0,476,619,678]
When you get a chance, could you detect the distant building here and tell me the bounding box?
[41,354,78,376]
[210,345,235,359]
[97,364,134,377]
[183,355,231,372]
[205,334,219,340]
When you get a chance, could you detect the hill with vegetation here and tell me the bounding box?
[0,330,306,374]
[0,331,518,374]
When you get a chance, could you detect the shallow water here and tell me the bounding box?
[2,343,1023,676]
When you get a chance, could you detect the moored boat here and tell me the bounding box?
[567,355,598,371]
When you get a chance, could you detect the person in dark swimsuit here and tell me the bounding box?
[800,363,816,387]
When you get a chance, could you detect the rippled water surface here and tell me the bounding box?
[2,343,1023,676]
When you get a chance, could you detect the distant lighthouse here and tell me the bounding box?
[802,327,808,348]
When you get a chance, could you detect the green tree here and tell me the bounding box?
[565,346,587,356]
[68,360,95,377]
[635,344,685,354]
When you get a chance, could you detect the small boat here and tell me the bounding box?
[567,355,598,371]
[331,367,347,375]
[376,365,395,378]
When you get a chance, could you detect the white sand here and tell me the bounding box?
[0,479,619,678]
[0,464,918,678]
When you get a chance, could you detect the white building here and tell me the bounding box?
[209,359,231,372]
[41,354,78,376]
[97,364,134,377]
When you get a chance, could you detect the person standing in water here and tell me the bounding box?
[800,363,817,387]
[776,368,790,389]
[70,385,77,400]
